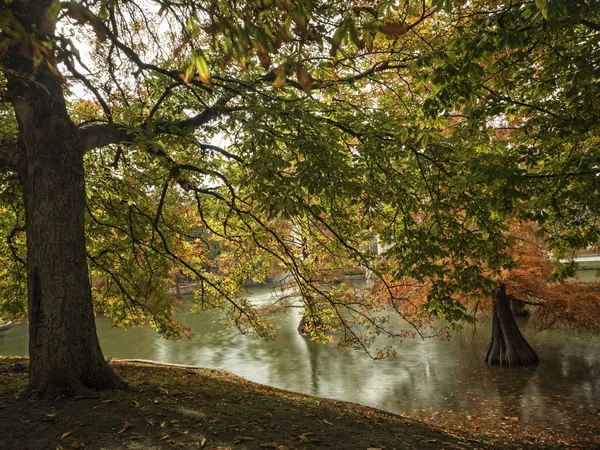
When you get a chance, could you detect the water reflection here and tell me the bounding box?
[1,283,599,440]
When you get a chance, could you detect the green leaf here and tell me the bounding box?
[272,66,286,88]
[194,54,212,84]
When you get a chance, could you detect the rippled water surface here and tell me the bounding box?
[1,283,599,438]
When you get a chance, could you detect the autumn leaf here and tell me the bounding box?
[257,46,271,69]
[61,431,72,439]
[70,441,85,448]
[273,66,287,89]
[233,436,256,443]
[378,22,408,37]
[64,2,108,42]
[117,421,132,434]
[159,432,170,441]
[297,433,316,443]
[64,2,88,24]
[194,54,212,84]
[296,64,312,93]
[259,443,278,448]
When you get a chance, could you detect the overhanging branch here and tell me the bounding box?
[78,123,132,153]
[78,100,237,153]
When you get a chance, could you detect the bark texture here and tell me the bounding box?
[6,0,123,395]
[508,296,529,317]
[483,285,539,367]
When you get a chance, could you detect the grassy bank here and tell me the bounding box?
[0,357,594,449]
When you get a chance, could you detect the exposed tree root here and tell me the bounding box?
[20,363,127,398]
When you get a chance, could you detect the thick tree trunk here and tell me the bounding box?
[483,284,539,367]
[508,296,529,317]
[6,6,124,394]
[18,128,124,395]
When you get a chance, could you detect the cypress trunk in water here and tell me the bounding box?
[483,284,539,367]
[508,296,529,317]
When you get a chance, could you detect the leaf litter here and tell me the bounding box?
[0,357,596,449]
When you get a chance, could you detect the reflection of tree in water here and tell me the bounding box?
[92,289,599,444]
[401,344,600,443]
[300,334,321,394]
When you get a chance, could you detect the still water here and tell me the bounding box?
[1,283,599,438]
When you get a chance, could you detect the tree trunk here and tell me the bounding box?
[483,284,539,367]
[508,296,529,317]
[6,8,124,395]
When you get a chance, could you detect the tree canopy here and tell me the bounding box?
[0,0,599,393]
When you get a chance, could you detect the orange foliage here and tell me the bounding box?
[373,222,600,334]
[502,222,600,333]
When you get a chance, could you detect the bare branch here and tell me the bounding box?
[581,19,600,32]
[78,123,132,153]
[200,144,243,163]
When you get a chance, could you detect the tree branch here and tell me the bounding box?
[581,19,600,32]
[78,123,133,153]
[78,99,239,153]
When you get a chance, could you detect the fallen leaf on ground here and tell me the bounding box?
[233,436,256,442]
[322,419,333,425]
[146,418,157,426]
[61,431,72,439]
[117,421,133,434]
[71,441,85,448]
[259,443,278,448]
[297,432,316,443]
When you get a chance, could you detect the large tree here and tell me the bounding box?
[0,0,441,394]
[1,0,599,394]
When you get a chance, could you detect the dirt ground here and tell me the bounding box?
[0,357,596,450]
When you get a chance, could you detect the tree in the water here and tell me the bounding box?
[1,0,600,394]
[482,284,539,366]
[484,223,600,366]
[373,222,600,366]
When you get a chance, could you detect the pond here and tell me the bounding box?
[1,282,599,441]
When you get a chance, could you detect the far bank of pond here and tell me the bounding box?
[1,281,599,443]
